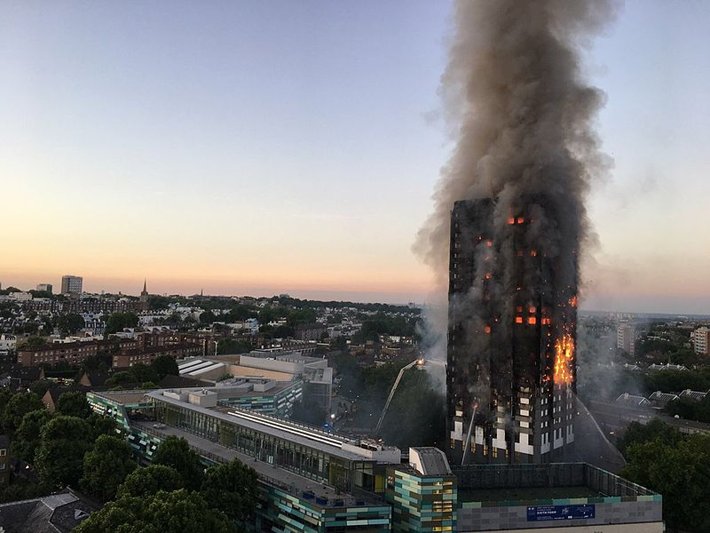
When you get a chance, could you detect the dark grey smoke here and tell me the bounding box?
[415,0,616,286]
[414,1,620,463]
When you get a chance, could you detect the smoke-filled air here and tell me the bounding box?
[416,0,618,359]
[415,1,621,468]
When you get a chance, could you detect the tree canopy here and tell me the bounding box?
[55,313,85,336]
[35,416,93,488]
[57,391,92,419]
[201,459,259,523]
[118,464,184,499]
[74,490,235,533]
[152,436,204,490]
[80,435,137,501]
[152,355,179,379]
[3,392,44,435]
[622,433,710,532]
[12,409,52,463]
[105,312,139,334]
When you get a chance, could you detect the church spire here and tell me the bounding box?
[140,278,149,302]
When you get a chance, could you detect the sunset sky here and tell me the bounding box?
[1,1,709,313]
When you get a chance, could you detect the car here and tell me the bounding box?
[152,423,166,429]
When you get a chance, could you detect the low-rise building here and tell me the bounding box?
[648,391,679,408]
[0,488,98,529]
[18,340,100,367]
[112,343,201,368]
[86,387,664,532]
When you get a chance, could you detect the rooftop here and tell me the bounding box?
[90,389,155,406]
[145,389,400,462]
[459,485,600,503]
[132,421,384,509]
[0,488,99,532]
[409,447,451,476]
[452,462,658,505]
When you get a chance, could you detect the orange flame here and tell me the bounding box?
[553,334,574,385]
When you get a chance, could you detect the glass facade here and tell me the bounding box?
[218,381,302,416]
[88,390,400,532]
[153,397,375,493]
[259,484,391,533]
[386,467,457,533]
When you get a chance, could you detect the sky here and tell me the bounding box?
[0,1,709,313]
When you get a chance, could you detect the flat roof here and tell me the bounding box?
[131,421,384,508]
[145,390,375,462]
[459,486,601,503]
[89,390,154,405]
[213,381,297,399]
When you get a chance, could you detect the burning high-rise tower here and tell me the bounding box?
[413,0,614,465]
[446,198,577,465]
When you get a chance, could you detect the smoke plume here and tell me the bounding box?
[415,0,616,287]
[414,1,620,465]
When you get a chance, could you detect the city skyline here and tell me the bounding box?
[2,1,710,313]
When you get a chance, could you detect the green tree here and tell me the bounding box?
[201,459,259,523]
[199,310,217,325]
[35,416,93,488]
[118,464,184,499]
[12,409,53,463]
[75,490,235,533]
[217,338,252,355]
[622,434,710,532]
[80,435,137,501]
[0,389,13,414]
[128,363,159,384]
[286,308,316,327]
[152,436,204,490]
[88,412,119,440]
[25,336,46,348]
[665,395,710,423]
[0,478,52,504]
[151,355,179,378]
[28,379,53,397]
[79,352,113,373]
[271,325,294,338]
[616,419,682,457]
[57,391,92,419]
[226,304,257,322]
[105,312,139,334]
[147,295,170,310]
[105,371,135,388]
[3,392,44,435]
[380,370,445,448]
[55,313,85,335]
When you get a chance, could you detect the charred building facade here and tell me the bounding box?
[447,199,577,465]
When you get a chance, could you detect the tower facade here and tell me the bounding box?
[61,275,83,295]
[140,279,149,303]
[446,199,577,465]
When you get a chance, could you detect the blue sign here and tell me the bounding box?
[527,504,595,521]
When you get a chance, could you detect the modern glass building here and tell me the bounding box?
[86,389,662,532]
[386,448,457,532]
[148,389,399,493]
[87,388,400,532]
[211,380,302,417]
